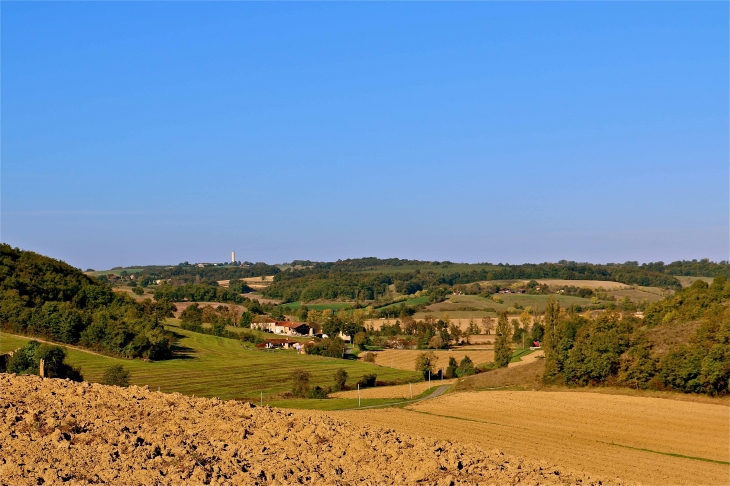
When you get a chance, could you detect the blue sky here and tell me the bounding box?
[2,2,728,269]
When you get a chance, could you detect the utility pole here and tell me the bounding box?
[428,370,431,389]
[358,384,361,408]
[410,382,412,399]
[260,391,263,407]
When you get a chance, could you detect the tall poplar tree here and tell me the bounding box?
[494,311,512,368]
[542,297,562,380]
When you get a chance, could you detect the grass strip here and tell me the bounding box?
[406,410,532,431]
[596,441,730,465]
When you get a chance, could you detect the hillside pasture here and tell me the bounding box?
[606,287,670,303]
[675,276,716,288]
[419,293,597,316]
[281,301,354,311]
[0,327,419,400]
[336,390,730,485]
[239,275,275,290]
[375,295,430,311]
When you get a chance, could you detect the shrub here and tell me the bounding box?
[6,341,83,381]
[102,365,131,387]
[456,356,475,377]
[334,368,348,391]
[291,369,310,397]
[363,352,377,363]
[132,287,144,296]
[358,373,377,388]
[308,386,328,399]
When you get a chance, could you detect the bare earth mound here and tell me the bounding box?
[0,374,616,485]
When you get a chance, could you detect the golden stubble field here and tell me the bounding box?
[335,390,730,485]
[363,348,495,372]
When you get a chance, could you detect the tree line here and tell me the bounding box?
[0,245,176,360]
[541,277,729,396]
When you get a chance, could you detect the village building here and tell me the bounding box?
[251,320,313,336]
[256,338,300,350]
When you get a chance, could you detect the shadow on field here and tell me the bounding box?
[169,332,196,360]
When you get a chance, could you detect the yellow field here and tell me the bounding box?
[335,390,730,485]
[329,379,457,399]
[363,348,494,371]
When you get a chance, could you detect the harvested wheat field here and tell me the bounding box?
[0,375,615,485]
[365,349,494,371]
[330,379,457,399]
[337,390,730,485]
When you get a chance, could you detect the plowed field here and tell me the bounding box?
[0,374,616,485]
[336,390,730,485]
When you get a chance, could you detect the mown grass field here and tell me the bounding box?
[281,301,354,311]
[416,293,596,317]
[376,296,430,311]
[0,326,420,401]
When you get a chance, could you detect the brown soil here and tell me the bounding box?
[1,374,618,485]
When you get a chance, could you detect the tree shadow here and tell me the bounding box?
[168,331,196,360]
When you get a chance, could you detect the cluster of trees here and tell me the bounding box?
[542,277,730,396]
[264,270,392,302]
[0,245,176,360]
[153,284,250,305]
[641,259,729,278]
[1,340,83,381]
[289,368,379,399]
[444,355,476,378]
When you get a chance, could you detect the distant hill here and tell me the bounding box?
[0,244,175,360]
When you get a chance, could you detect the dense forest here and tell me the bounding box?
[542,276,730,396]
[0,244,176,360]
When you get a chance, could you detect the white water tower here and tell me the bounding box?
[231,251,235,263]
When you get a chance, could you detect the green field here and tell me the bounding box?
[0,325,420,401]
[281,301,354,311]
[418,293,597,316]
[376,296,430,311]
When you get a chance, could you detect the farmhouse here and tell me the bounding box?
[256,338,300,350]
[251,320,312,336]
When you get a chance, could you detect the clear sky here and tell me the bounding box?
[2,2,728,269]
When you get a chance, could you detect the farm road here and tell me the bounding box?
[355,384,451,410]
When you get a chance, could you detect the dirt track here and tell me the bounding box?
[0,374,618,485]
[336,390,730,485]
